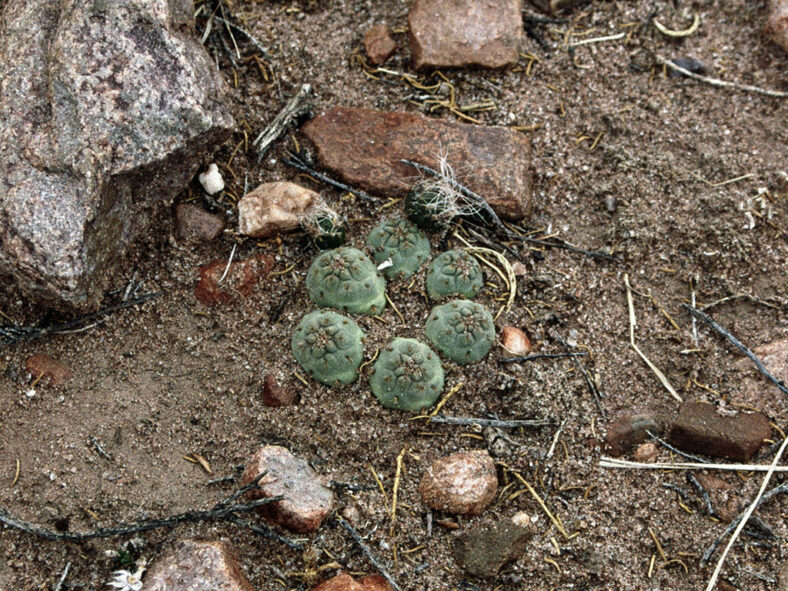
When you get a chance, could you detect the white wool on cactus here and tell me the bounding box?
[198,163,225,195]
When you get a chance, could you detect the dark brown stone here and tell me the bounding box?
[262,374,297,407]
[364,25,397,66]
[605,412,667,456]
[145,539,253,591]
[452,512,533,578]
[667,402,771,460]
[241,445,334,533]
[175,203,225,242]
[24,354,72,387]
[408,0,522,70]
[194,253,274,306]
[301,106,532,221]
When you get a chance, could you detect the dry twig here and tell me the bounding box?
[656,56,788,98]
[253,84,312,161]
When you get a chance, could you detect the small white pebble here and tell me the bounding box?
[199,163,225,195]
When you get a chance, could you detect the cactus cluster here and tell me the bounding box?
[369,338,445,411]
[306,247,386,315]
[366,218,430,280]
[425,299,495,364]
[426,249,483,300]
[291,310,364,385]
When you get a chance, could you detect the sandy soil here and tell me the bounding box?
[0,0,787,589]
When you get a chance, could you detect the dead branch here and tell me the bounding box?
[254,84,313,161]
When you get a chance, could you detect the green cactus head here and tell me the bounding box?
[306,247,386,315]
[302,203,347,250]
[366,218,431,280]
[425,299,495,364]
[405,181,452,232]
[426,249,483,300]
[369,338,444,411]
[291,310,364,385]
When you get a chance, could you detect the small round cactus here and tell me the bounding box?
[426,249,483,300]
[302,203,347,250]
[306,247,386,315]
[405,181,451,232]
[366,218,430,280]
[425,299,495,364]
[291,310,364,385]
[369,338,444,411]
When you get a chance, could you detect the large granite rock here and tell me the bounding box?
[145,539,254,591]
[0,0,234,309]
[301,107,532,221]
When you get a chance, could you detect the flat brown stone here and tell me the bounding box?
[145,539,253,591]
[262,374,297,407]
[452,512,533,578]
[24,354,72,387]
[767,0,788,53]
[408,0,523,70]
[313,573,393,591]
[241,445,334,533]
[364,25,397,66]
[175,203,225,242]
[301,107,532,221]
[605,412,667,456]
[667,402,771,460]
[194,253,274,306]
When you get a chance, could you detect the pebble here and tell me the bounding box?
[778,560,788,590]
[314,574,392,591]
[24,354,72,387]
[194,253,274,306]
[419,450,497,515]
[452,512,534,578]
[633,442,658,462]
[238,181,318,239]
[198,163,225,195]
[667,402,771,460]
[241,445,334,533]
[144,539,253,591]
[408,0,522,70]
[175,203,225,242]
[364,25,397,65]
[511,261,527,276]
[262,374,297,407]
[605,412,667,456]
[500,326,532,356]
[668,57,706,78]
[767,0,788,53]
[302,106,532,221]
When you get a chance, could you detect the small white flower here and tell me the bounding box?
[107,565,145,591]
[198,162,224,195]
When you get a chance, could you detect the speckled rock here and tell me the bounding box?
[633,442,658,462]
[452,512,534,578]
[419,450,497,515]
[668,402,771,460]
[767,0,788,52]
[302,107,532,221]
[741,339,788,399]
[0,0,233,310]
[24,354,72,387]
[194,254,274,306]
[144,539,253,591]
[175,203,225,242]
[241,445,334,533]
[408,0,523,70]
[238,181,318,238]
[364,25,397,65]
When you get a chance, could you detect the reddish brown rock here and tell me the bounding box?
[262,374,297,407]
[175,203,225,242]
[633,442,658,462]
[419,450,497,515]
[500,326,532,356]
[668,402,771,460]
[605,412,667,456]
[767,0,788,52]
[241,445,334,533]
[408,0,522,70]
[301,107,532,221]
[364,25,397,66]
[145,539,253,591]
[238,181,318,239]
[313,573,393,591]
[194,253,274,306]
[24,354,72,387]
[452,512,534,578]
